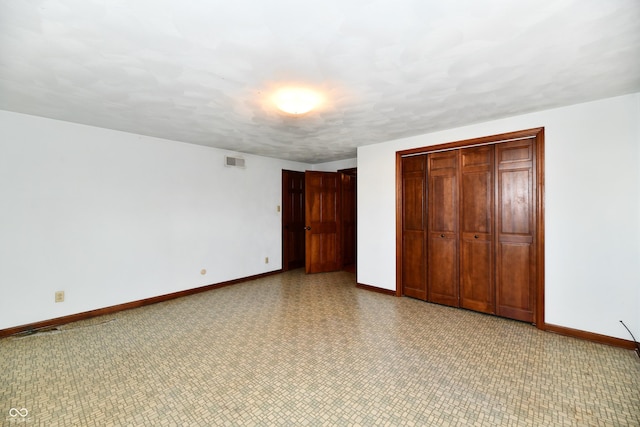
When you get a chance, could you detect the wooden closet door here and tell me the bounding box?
[459,146,495,314]
[427,151,459,307]
[401,156,427,300]
[495,139,536,322]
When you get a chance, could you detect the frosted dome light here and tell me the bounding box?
[273,87,322,115]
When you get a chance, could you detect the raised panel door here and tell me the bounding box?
[305,171,341,273]
[459,146,495,314]
[401,156,427,300]
[427,151,459,307]
[495,139,536,322]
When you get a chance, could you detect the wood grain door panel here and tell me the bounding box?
[495,139,535,322]
[401,156,427,299]
[428,236,458,306]
[499,169,533,235]
[428,151,459,307]
[496,242,533,321]
[402,233,427,300]
[459,145,494,314]
[305,171,341,273]
[460,238,493,312]
[397,128,543,326]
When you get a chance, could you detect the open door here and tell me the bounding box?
[305,171,341,273]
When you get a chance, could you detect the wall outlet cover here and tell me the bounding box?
[55,291,64,303]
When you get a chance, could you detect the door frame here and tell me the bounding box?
[282,168,357,274]
[395,127,545,328]
[338,168,357,270]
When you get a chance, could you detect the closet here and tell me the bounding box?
[398,129,543,324]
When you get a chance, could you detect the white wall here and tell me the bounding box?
[312,158,357,172]
[357,93,640,341]
[4,94,638,341]
[0,110,308,330]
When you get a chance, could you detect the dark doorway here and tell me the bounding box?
[282,170,305,271]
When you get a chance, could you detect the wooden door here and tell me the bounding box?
[495,139,536,322]
[282,170,305,271]
[340,171,357,268]
[305,171,341,273]
[401,156,427,300]
[397,128,543,325]
[427,151,459,307]
[459,146,495,314]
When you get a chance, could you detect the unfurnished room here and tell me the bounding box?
[1,0,639,425]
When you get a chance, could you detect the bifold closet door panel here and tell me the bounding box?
[459,146,495,314]
[495,139,536,322]
[427,151,459,307]
[401,156,428,300]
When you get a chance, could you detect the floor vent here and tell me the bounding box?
[225,156,245,168]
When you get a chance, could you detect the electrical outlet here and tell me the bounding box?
[55,291,64,303]
[265,257,269,264]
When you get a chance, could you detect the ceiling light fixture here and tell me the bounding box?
[273,87,322,115]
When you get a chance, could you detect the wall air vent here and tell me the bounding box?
[225,156,246,168]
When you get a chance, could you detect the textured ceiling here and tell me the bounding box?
[1,0,639,163]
